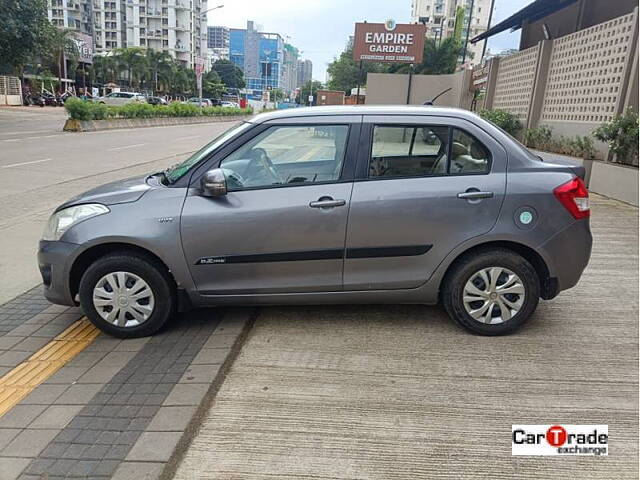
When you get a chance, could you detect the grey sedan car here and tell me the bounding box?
[38,106,592,337]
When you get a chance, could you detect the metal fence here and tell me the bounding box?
[0,76,22,106]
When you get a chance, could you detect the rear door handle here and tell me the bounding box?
[457,191,494,200]
[309,197,346,209]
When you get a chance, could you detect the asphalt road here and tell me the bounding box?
[0,106,238,304]
[175,194,639,479]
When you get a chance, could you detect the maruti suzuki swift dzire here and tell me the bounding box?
[38,106,592,337]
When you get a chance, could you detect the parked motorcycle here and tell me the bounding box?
[30,93,46,107]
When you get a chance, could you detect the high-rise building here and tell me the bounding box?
[47,0,208,68]
[410,0,491,63]
[281,43,299,95]
[296,59,312,88]
[207,26,229,65]
[229,21,284,97]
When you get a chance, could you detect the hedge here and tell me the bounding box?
[65,97,252,121]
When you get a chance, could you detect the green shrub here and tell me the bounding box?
[478,109,522,137]
[91,102,108,120]
[593,108,639,165]
[525,124,595,159]
[65,98,253,121]
[64,97,94,121]
[524,125,553,150]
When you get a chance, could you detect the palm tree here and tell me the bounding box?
[145,49,171,93]
[388,37,470,76]
[48,28,79,93]
[114,47,146,89]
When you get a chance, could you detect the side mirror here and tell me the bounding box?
[200,168,227,197]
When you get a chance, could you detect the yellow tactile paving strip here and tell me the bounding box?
[0,318,100,417]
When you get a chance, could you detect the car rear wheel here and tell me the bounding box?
[442,249,540,335]
[79,252,175,338]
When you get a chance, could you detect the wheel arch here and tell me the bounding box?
[439,240,555,300]
[69,242,176,301]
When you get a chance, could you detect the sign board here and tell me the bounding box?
[71,33,94,64]
[352,21,426,64]
[195,57,205,78]
[471,63,489,91]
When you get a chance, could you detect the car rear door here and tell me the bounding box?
[343,114,507,290]
[181,115,362,295]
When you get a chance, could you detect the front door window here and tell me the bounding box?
[220,125,349,190]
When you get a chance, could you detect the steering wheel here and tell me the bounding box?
[245,148,282,184]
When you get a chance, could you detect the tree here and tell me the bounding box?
[269,88,285,102]
[326,47,386,95]
[145,49,171,93]
[114,47,146,88]
[48,28,79,93]
[296,80,323,106]
[388,37,466,75]
[201,70,225,99]
[0,0,53,74]
[92,55,118,85]
[211,59,245,89]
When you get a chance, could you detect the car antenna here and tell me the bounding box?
[423,87,452,106]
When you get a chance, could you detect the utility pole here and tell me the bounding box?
[480,0,496,61]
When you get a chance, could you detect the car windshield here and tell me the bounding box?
[164,122,252,183]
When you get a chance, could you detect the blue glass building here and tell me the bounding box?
[229,21,283,99]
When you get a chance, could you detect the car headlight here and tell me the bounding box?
[42,204,110,241]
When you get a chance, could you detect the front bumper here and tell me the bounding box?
[538,218,593,294]
[37,240,80,306]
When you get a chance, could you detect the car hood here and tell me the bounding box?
[56,175,152,211]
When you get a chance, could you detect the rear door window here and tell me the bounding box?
[369,125,490,178]
[369,125,449,177]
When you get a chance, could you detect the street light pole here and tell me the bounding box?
[197,4,224,107]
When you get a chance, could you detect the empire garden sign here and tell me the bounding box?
[353,20,426,64]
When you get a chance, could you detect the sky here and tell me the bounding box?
[207,0,532,82]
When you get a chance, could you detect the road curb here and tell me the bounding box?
[159,308,257,480]
[63,115,251,132]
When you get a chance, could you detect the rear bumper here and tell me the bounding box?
[37,240,80,306]
[538,219,592,295]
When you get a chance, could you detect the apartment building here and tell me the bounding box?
[281,43,299,95]
[296,58,312,88]
[47,0,207,68]
[207,26,229,65]
[410,0,491,63]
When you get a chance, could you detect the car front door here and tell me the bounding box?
[181,117,361,295]
[343,115,507,290]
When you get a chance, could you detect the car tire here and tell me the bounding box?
[442,248,540,336]
[78,252,175,338]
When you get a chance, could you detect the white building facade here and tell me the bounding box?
[47,0,207,68]
[410,0,491,64]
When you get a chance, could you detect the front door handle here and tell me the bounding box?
[309,197,346,209]
[457,190,494,200]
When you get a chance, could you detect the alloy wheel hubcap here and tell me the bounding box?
[462,267,525,324]
[92,271,155,327]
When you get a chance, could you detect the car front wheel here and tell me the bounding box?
[442,249,540,335]
[78,252,175,338]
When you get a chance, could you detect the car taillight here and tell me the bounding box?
[553,177,590,219]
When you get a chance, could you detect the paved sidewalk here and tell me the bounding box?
[0,288,252,480]
[174,194,639,479]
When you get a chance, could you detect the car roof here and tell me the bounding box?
[249,105,483,124]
